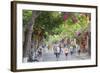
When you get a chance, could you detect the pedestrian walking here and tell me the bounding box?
[37,47,42,57]
[53,45,61,61]
[75,44,80,54]
[70,46,74,55]
[64,47,69,57]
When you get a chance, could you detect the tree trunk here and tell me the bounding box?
[23,11,38,62]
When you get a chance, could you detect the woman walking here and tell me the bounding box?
[64,47,69,58]
[53,45,61,61]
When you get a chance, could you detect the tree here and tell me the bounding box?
[23,11,41,62]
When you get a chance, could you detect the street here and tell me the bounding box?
[37,48,90,62]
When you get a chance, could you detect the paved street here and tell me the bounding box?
[37,48,90,62]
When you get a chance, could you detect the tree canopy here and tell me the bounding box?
[23,10,90,44]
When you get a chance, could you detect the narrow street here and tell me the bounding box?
[36,48,90,62]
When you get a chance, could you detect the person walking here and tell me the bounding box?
[64,47,69,58]
[70,46,74,55]
[53,45,61,61]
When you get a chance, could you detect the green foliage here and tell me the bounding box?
[23,10,32,26]
[35,11,63,34]
[23,10,90,44]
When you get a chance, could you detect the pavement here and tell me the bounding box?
[37,48,91,62]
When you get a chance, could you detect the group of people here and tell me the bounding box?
[33,38,81,61]
[53,40,80,60]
